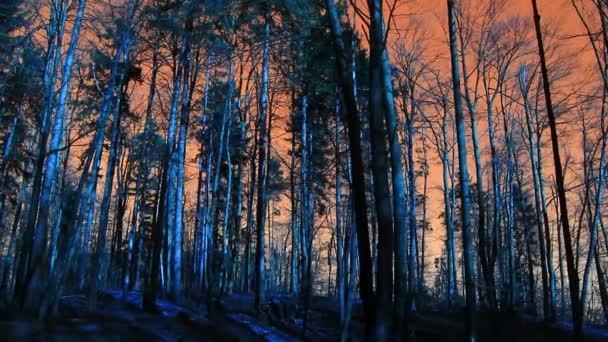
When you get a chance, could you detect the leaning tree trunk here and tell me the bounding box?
[16,0,67,307]
[532,0,582,336]
[72,34,131,292]
[19,0,83,315]
[0,114,18,237]
[578,0,608,325]
[580,100,607,320]
[89,78,126,310]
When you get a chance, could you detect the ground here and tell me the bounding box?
[0,291,607,341]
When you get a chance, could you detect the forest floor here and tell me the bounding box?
[1,291,607,341]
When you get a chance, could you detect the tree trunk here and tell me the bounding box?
[367,1,394,339]
[89,73,127,310]
[72,33,131,296]
[376,14,409,338]
[220,110,233,294]
[290,89,299,295]
[16,0,67,307]
[405,87,418,309]
[335,97,345,334]
[520,66,555,320]
[254,11,270,311]
[580,105,607,321]
[326,0,376,339]
[163,36,190,295]
[420,134,429,293]
[173,29,194,299]
[531,0,581,335]
[448,1,477,339]
[243,127,257,293]
[19,0,84,315]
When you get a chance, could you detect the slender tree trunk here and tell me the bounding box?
[532,0,582,335]
[520,66,555,320]
[1,179,27,301]
[163,36,190,295]
[335,97,345,335]
[123,170,141,301]
[0,115,18,229]
[254,11,271,311]
[502,108,517,310]
[458,17,496,313]
[73,33,130,294]
[434,97,458,310]
[18,0,77,314]
[301,94,315,335]
[220,111,233,294]
[244,128,257,293]
[290,89,299,295]
[111,152,128,283]
[230,117,246,293]
[144,163,166,312]
[173,30,194,299]
[89,75,127,310]
[580,104,607,321]
[579,1,608,320]
[16,0,67,306]
[594,244,608,323]
[405,90,418,309]
[525,220,537,314]
[194,55,211,290]
[375,13,409,337]
[326,1,376,339]
[442,117,457,310]
[448,1,477,339]
[420,134,429,293]
[553,184,566,318]
[486,97,503,309]
[368,1,394,339]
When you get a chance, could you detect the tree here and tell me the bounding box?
[18,0,87,316]
[254,3,271,311]
[531,0,581,336]
[448,0,477,340]
[325,0,375,339]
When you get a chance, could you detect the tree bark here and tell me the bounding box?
[448,1,477,339]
